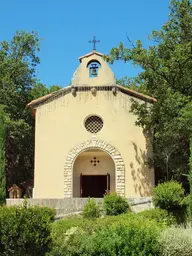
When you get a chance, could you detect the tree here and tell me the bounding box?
[0,31,62,195]
[0,107,8,204]
[30,83,61,100]
[106,0,192,185]
[0,30,40,193]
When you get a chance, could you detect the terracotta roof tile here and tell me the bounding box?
[8,185,22,192]
[78,51,104,62]
[27,85,156,117]
[27,93,53,107]
[116,85,157,102]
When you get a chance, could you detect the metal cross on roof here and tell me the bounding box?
[89,36,100,51]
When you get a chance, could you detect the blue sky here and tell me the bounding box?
[0,0,170,87]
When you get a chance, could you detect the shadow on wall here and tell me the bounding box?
[130,129,154,197]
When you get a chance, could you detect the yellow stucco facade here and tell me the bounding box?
[29,51,155,199]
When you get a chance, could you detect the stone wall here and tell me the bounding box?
[6,197,153,217]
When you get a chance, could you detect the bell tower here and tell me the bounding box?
[71,37,116,86]
[71,51,116,86]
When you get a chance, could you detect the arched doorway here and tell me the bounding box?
[73,149,115,197]
[64,140,125,198]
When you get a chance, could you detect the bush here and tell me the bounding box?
[0,205,55,256]
[51,215,84,235]
[152,181,187,224]
[103,192,130,216]
[138,208,176,226]
[38,206,56,221]
[184,195,192,220]
[48,213,161,256]
[153,181,185,210]
[159,226,192,256]
[50,214,123,245]
[82,198,101,219]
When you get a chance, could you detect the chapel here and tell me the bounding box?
[28,49,156,199]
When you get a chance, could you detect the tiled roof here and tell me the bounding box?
[27,93,53,107]
[27,84,156,116]
[27,86,71,108]
[78,51,104,62]
[116,85,157,103]
[8,185,22,192]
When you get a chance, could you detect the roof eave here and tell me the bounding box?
[78,51,104,62]
[27,84,156,118]
[116,84,157,103]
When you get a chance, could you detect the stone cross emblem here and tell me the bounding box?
[90,157,100,166]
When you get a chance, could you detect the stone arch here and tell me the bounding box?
[64,140,125,198]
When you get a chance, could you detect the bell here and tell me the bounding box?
[91,67,97,76]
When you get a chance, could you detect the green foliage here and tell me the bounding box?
[30,83,61,100]
[82,198,101,219]
[0,30,39,191]
[153,181,188,224]
[189,137,192,196]
[77,224,160,256]
[50,213,125,251]
[138,208,176,226]
[35,206,56,222]
[0,205,55,256]
[0,31,62,193]
[50,215,84,246]
[48,213,161,256]
[153,181,185,210]
[103,192,130,216]
[0,107,7,205]
[183,194,192,221]
[49,215,119,255]
[106,0,192,184]
[159,226,192,256]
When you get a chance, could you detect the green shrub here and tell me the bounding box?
[51,214,123,246]
[159,226,192,256]
[38,206,56,221]
[153,181,187,224]
[138,208,176,226]
[184,195,192,220]
[153,181,185,210]
[51,215,84,235]
[0,205,55,256]
[49,215,119,256]
[48,213,161,256]
[82,198,101,219]
[103,192,130,216]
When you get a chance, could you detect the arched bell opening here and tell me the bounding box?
[73,149,115,198]
[87,60,101,78]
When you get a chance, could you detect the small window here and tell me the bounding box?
[87,60,101,78]
[84,115,103,134]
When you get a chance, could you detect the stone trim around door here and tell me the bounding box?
[64,140,125,198]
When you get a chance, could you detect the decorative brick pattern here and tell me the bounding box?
[64,140,125,197]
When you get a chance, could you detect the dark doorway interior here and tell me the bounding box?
[81,175,108,198]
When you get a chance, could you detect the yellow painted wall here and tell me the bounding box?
[33,90,154,198]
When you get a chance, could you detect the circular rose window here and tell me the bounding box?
[84,115,103,134]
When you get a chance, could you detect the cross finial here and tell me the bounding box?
[89,36,100,51]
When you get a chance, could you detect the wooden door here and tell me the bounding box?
[107,173,110,194]
[80,175,108,198]
[80,173,83,198]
